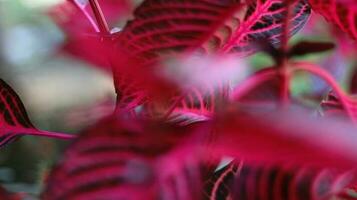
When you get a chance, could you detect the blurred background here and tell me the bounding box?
[0,0,116,197]
[0,0,354,198]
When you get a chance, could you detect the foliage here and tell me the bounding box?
[1,0,357,199]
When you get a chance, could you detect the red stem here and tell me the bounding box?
[290,61,356,122]
[290,62,348,99]
[281,0,292,53]
[88,0,110,34]
[278,1,292,106]
[279,61,291,106]
[27,131,76,140]
[231,61,356,121]
[88,0,122,109]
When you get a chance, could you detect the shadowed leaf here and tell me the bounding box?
[288,41,335,57]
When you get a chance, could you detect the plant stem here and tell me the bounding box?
[279,60,291,107]
[88,0,123,111]
[280,0,292,54]
[291,61,357,122]
[278,1,292,107]
[27,131,76,140]
[290,62,348,100]
[88,0,110,34]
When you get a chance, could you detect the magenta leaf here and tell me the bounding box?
[320,90,357,123]
[64,97,115,129]
[320,91,348,119]
[232,68,281,103]
[113,0,243,115]
[117,0,310,62]
[113,0,310,120]
[116,0,241,65]
[308,0,357,40]
[42,115,202,200]
[49,0,131,70]
[232,164,355,200]
[212,108,357,169]
[203,161,240,200]
[230,67,295,108]
[165,88,225,125]
[41,103,357,199]
[218,0,311,55]
[0,79,75,147]
[200,108,357,198]
[56,0,132,32]
[111,53,180,111]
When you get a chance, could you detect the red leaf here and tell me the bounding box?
[231,67,281,104]
[49,0,132,70]
[116,0,241,65]
[308,0,357,40]
[320,91,349,119]
[42,115,203,200]
[64,96,115,129]
[117,0,310,63]
[42,104,357,199]
[232,163,355,200]
[219,0,311,55]
[285,60,357,124]
[157,55,246,125]
[112,52,235,125]
[212,108,357,169]
[0,185,22,200]
[113,0,310,119]
[319,89,357,123]
[113,0,243,116]
[62,35,113,70]
[203,161,240,200]
[111,52,180,111]
[0,79,75,147]
[52,0,132,33]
